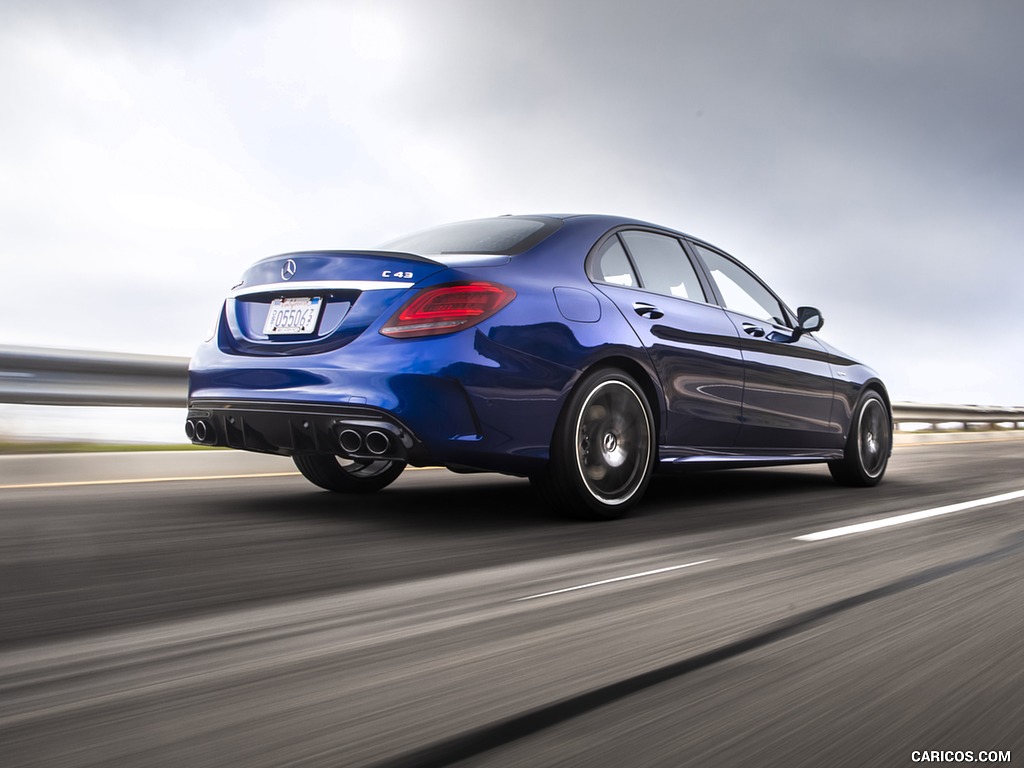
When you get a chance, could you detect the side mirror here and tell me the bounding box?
[795,306,824,337]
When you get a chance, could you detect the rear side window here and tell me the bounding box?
[593,237,638,287]
[381,217,560,256]
[620,231,707,303]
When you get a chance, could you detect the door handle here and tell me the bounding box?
[633,302,664,320]
[742,323,766,338]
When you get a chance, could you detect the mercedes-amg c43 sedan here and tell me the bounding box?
[186,214,892,519]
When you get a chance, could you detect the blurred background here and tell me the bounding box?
[3,7,1024,766]
[2,0,1022,444]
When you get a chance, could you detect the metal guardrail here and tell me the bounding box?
[0,345,188,408]
[891,403,1024,429]
[1,345,1022,427]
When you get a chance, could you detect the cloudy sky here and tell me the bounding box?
[3,0,1023,419]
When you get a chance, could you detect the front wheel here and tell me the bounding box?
[293,454,406,493]
[533,369,655,520]
[828,391,891,487]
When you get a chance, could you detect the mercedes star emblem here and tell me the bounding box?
[281,259,297,281]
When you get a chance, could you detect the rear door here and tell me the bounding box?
[589,230,745,452]
[688,242,839,450]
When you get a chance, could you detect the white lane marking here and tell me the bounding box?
[0,465,443,490]
[795,489,1024,542]
[514,559,716,602]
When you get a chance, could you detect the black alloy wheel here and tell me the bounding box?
[533,368,655,520]
[829,391,892,487]
[293,454,406,493]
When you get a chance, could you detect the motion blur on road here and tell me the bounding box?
[2,438,1022,767]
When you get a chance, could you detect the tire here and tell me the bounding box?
[533,369,655,520]
[828,391,891,487]
[293,454,406,493]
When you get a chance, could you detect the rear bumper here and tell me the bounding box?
[186,399,427,464]
[186,326,583,475]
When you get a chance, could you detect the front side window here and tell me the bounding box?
[619,231,706,303]
[692,244,788,326]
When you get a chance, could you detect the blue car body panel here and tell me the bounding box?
[187,214,888,477]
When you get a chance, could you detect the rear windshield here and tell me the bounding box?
[381,217,561,256]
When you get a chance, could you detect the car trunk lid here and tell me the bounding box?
[222,251,447,355]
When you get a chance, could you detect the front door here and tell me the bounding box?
[689,242,840,450]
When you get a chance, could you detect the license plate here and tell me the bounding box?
[263,297,323,335]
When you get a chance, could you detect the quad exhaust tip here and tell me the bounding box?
[185,419,211,443]
[337,428,391,456]
[365,430,390,455]
[338,429,363,453]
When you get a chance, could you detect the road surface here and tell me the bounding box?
[1,438,1022,766]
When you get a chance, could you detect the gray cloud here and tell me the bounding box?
[2,0,1022,404]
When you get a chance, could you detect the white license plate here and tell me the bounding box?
[263,297,323,335]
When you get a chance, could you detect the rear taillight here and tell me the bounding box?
[380,281,516,338]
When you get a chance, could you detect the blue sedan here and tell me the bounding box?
[186,215,892,519]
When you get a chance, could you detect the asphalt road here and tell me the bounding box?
[1,439,1022,767]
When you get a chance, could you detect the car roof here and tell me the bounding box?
[505,213,695,236]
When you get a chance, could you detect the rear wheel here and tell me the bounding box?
[532,369,655,520]
[293,454,406,493]
[829,391,891,486]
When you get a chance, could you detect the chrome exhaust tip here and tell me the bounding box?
[194,419,209,443]
[184,419,196,440]
[338,429,363,454]
[365,430,390,455]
